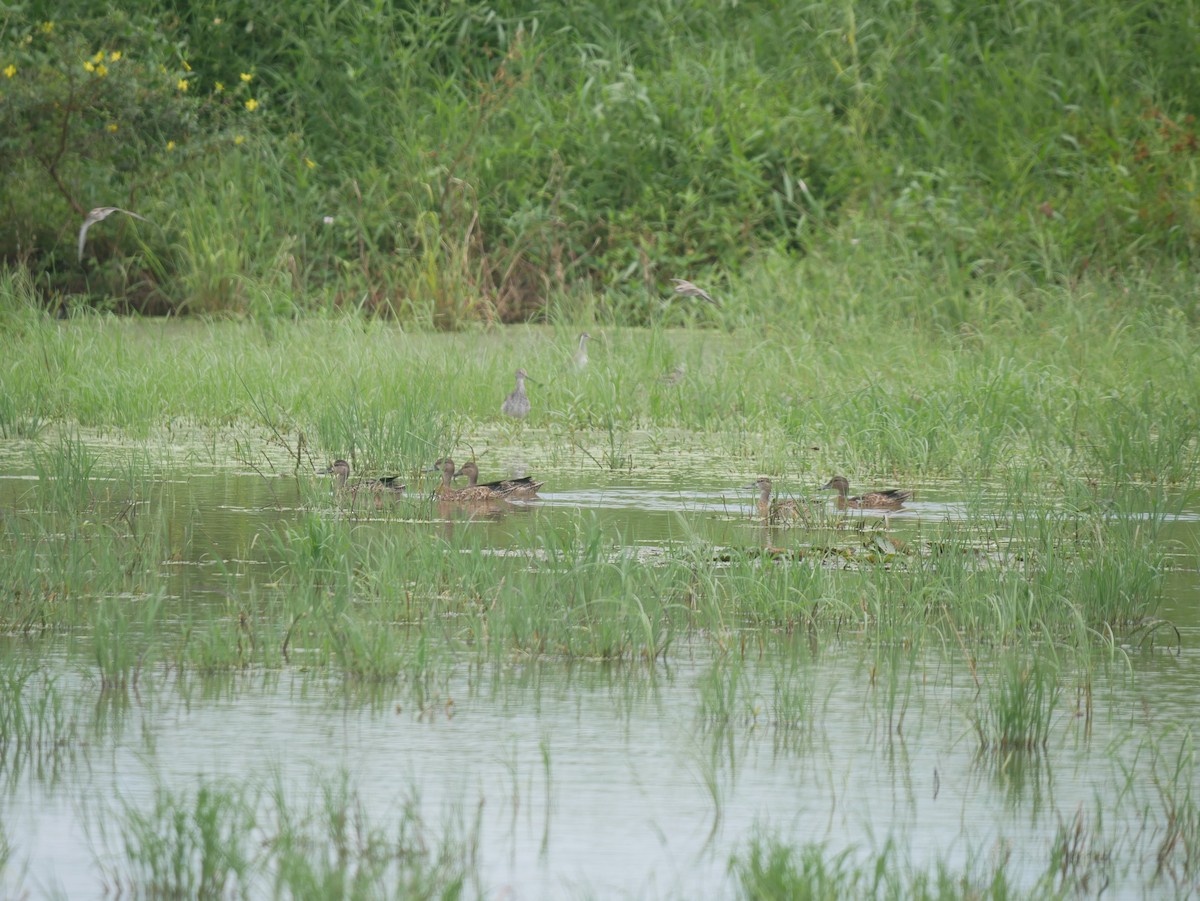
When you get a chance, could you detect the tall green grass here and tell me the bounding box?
[6,1,1200,315]
[0,289,1195,487]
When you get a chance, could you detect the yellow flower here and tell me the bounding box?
[110,50,122,62]
[92,50,105,63]
[177,78,188,91]
[304,158,315,169]
[41,21,54,34]
[244,98,258,111]
[240,72,252,82]
[166,141,176,152]
[214,81,225,93]
[84,61,95,73]
[96,64,108,77]
[3,64,15,79]
[106,123,119,132]
[234,135,246,145]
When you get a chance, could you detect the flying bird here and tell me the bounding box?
[670,278,718,305]
[78,206,150,261]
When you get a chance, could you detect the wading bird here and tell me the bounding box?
[670,278,718,305]
[78,206,151,261]
[501,368,532,419]
[574,333,592,370]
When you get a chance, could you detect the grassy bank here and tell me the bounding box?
[2,261,1197,484]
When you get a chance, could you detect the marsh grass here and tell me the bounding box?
[32,433,99,512]
[0,289,1194,491]
[0,659,82,783]
[971,653,1061,754]
[730,834,1046,900]
[1146,730,1200,886]
[97,772,478,900]
[92,596,161,689]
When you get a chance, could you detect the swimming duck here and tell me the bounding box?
[455,460,543,499]
[821,476,911,510]
[430,458,507,503]
[743,477,802,523]
[320,459,405,505]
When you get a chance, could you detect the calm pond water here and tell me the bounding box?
[2,429,1199,898]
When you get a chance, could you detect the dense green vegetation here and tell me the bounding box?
[3,3,1198,895]
[3,0,1198,319]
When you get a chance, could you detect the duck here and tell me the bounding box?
[743,477,803,523]
[320,459,405,505]
[821,476,911,510]
[501,368,531,419]
[455,460,543,499]
[430,458,507,503]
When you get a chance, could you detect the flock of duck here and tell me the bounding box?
[321,457,911,520]
[321,329,913,519]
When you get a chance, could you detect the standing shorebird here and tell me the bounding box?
[77,206,151,261]
[821,476,911,510]
[743,477,802,524]
[455,460,543,499]
[574,333,592,370]
[501,368,532,419]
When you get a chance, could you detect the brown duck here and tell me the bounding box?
[455,460,543,499]
[743,477,802,523]
[821,476,911,510]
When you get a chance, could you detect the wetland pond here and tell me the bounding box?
[2,428,1199,899]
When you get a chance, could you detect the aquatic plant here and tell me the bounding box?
[970,653,1061,754]
[96,772,478,899]
[0,659,83,783]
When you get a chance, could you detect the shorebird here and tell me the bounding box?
[78,206,150,260]
[743,477,802,524]
[821,476,912,510]
[659,363,687,385]
[670,278,718,305]
[455,460,543,499]
[574,333,592,369]
[501,368,532,419]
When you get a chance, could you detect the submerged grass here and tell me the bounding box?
[95,771,478,900]
[730,834,1050,900]
[0,658,83,784]
[970,653,1061,754]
